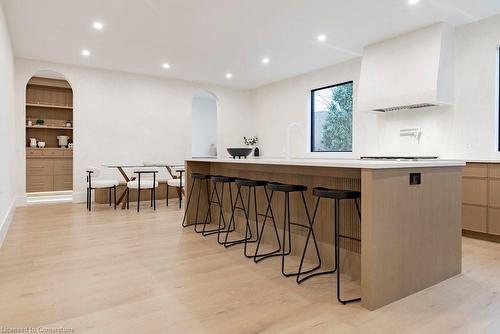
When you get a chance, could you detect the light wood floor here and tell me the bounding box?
[1,202,500,333]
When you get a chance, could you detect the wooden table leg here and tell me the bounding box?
[115,167,131,209]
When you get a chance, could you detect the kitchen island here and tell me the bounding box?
[184,158,465,310]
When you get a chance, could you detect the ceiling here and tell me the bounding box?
[3,0,500,89]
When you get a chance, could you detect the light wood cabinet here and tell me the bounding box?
[462,204,487,232]
[25,77,73,193]
[462,178,487,206]
[26,149,72,193]
[462,163,500,241]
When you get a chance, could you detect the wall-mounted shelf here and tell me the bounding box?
[26,103,73,110]
[26,125,73,130]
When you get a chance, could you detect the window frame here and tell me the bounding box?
[310,80,354,153]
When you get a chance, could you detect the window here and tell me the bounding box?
[311,81,353,152]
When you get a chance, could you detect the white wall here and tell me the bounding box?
[250,58,377,158]
[251,14,500,160]
[192,95,217,157]
[0,1,16,246]
[14,59,254,203]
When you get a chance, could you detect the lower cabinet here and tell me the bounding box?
[462,163,500,241]
[26,149,73,193]
[462,204,487,233]
[488,208,500,236]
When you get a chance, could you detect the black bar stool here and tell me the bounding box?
[254,182,321,278]
[223,179,279,258]
[202,175,236,241]
[297,186,361,304]
[182,172,212,233]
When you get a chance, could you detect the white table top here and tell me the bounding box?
[185,157,466,169]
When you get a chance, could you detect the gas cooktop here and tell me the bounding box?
[360,156,439,160]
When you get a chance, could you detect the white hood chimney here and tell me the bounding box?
[358,23,454,112]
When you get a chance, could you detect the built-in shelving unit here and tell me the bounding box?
[26,76,73,193]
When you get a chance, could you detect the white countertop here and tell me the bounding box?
[185,157,466,169]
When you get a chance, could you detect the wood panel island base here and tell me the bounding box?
[184,158,464,310]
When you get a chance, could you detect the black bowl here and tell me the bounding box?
[227,147,253,159]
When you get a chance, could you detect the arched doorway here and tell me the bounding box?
[191,90,218,157]
[25,70,74,195]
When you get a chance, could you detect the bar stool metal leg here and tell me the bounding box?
[296,197,336,284]
[254,190,283,262]
[336,198,361,304]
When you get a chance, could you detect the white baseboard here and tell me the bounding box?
[72,191,86,203]
[0,197,16,248]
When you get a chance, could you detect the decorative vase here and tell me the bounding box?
[254,147,260,157]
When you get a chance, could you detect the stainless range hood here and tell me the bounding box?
[357,23,454,112]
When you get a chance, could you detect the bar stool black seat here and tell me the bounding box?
[223,178,279,258]
[201,175,237,240]
[297,186,361,305]
[254,182,321,279]
[181,172,212,233]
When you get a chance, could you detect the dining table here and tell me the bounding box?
[102,163,185,209]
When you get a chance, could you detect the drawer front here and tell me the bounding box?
[42,149,64,157]
[462,204,487,232]
[63,149,73,157]
[488,208,500,235]
[27,175,53,193]
[26,149,43,157]
[26,158,53,176]
[462,178,488,206]
[464,163,488,178]
[54,159,73,175]
[488,164,500,179]
[54,175,73,191]
[489,180,500,208]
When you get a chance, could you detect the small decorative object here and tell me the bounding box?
[66,120,72,128]
[227,148,253,159]
[68,143,73,149]
[243,136,258,146]
[243,136,259,157]
[35,119,44,126]
[57,135,70,148]
[29,138,37,147]
[37,141,46,148]
[27,119,32,127]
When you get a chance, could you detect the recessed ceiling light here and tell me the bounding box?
[93,21,104,30]
[317,34,327,42]
[81,49,90,57]
[408,0,420,5]
[225,73,233,79]
[162,63,170,69]
[262,57,270,64]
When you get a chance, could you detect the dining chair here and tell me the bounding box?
[86,166,119,211]
[166,166,185,208]
[126,167,159,212]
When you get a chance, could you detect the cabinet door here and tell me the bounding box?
[27,175,53,192]
[489,180,500,208]
[462,178,488,206]
[26,158,53,176]
[54,159,73,175]
[462,204,487,232]
[488,208,500,235]
[464,163,488,178]
[488,164,500,179]
[54,175,72,191]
